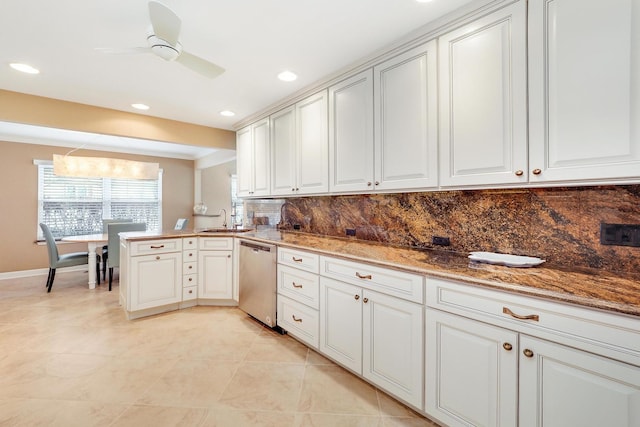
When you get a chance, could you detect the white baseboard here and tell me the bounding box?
[0,265,88,280]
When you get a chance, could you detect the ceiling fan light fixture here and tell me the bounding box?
[278,70,297,82]
[9,62,40,74]
[132,103,150,110]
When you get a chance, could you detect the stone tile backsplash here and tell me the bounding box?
[261,185,640,274]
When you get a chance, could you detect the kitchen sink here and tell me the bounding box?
[200,228,253,233]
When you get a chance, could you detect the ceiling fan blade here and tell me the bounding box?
[95,47,151,55]
[148,1,181,46]
[177,51,225,79]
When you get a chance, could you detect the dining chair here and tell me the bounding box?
[107,222,146,291]
[100,218,132,282]
[40,223,89,293]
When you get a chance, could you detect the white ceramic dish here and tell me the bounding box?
[468,251,545,268]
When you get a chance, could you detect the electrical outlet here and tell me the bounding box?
[600,223,640,247]
[432,236,451,246]
[346,228,356,236]
[293,224,301,230]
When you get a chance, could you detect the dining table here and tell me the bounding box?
[61,233,108,289]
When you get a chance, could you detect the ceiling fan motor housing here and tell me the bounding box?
[147,35,181,61]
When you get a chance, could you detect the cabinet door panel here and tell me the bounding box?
[529,0,640,182]
[236,126,253,197]
[519,335,640,427]
[270,106,297,195]
[198,251,233,299]
[363,290,423,409]
[329,69,374,193]
[374,41,438,190]
[130,252,182,310]
[426,309,518,427]
[297,90,329,194]
[439,1,527,187]
[319,277,362,373]
[252,118,270,196]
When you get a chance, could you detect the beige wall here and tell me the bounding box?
[194,161,236,229]
[0,90,236,150]
[0,140,195,273]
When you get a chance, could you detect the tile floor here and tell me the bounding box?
[0,270,441,427]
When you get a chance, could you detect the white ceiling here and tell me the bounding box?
[0,0,476,158]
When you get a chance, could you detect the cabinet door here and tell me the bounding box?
[529,0,640,183]
[439,1,528,187]
[296,90,329,195]
[329,69,374,193]
[270,105,297,196]
[362,290,423,409]
[198,250,233,299]
[374,41,438,191]
[252,118,271,197]
[426,309,518,427]
[236,126,253,197]
[319,277,362,373]
[519,335,640,427]
[130,252,182,310]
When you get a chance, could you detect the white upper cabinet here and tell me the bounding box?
[329,70,374,193]
[271,91,329,196]
[439,1,528,187]
[374,41,439,191]
[236,119,270,198]
[528,0,640,183]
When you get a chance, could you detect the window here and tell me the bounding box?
[37,163,162,239]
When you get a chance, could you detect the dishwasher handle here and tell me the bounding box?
[240,240,274,252]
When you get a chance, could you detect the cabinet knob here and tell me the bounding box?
[295,187,299,191]
[188,278,192,282]
[363,297,369,303]
[292,314,303,323]
[503,342,513,351]
[188,265,193,270]
[374,181,380,186]
[155,256,160,260]
[523,349,534,358]
[532,168,542,175]
[515,170,524,176]
[227,254,231,258]
[189,253,193,257]
[188,290,193,294]
[367,182,372,186]
[292,188,296,192]
[354,294,360,300]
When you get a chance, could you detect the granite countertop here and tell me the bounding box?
[121,229,640,317]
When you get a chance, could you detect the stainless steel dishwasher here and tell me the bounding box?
[238,240,277,328]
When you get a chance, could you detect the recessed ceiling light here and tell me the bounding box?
[220,110,235,117]
[131,103,150,110]
[278,70,298,82]
[416,0,434,2]
[9,63,40,74]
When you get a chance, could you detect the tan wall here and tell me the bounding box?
[0,140,195,273]
[193,161,236,230]
[0,90,236,150]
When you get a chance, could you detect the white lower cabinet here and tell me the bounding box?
[425,277,640,427]
[198,249,233,300]
[128,247,182,311]
[320,275,424,409]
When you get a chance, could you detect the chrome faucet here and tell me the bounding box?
[219,208,227,228]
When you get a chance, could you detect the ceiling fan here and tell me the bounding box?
[96,1,225,79]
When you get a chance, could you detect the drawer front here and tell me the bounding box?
[426,277,640,365]
[199,237,233,251]
[183,250,197,262]
[278,247,319,273]
[320,256,424,303]
[183,261,197,275]
[130,238,182,256]
[277,295,319,349]
[183,274,197,288]
[277,264,320,309]
[183,237,198,250]
[183,286,197,301]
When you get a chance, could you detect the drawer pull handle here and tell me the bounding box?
[503,342,513,351]
[188,290,193,294]
[523,349,534,358]
[363,297,369,303]
[188,265,193,270]
[355,272,372,280]
[292,282,303,289]
[150,245,165,249]
[292,315,303,323]
[292,257,303,262]
[503,307,539,322]
[354,294,360,300]
[155,256,160,260]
